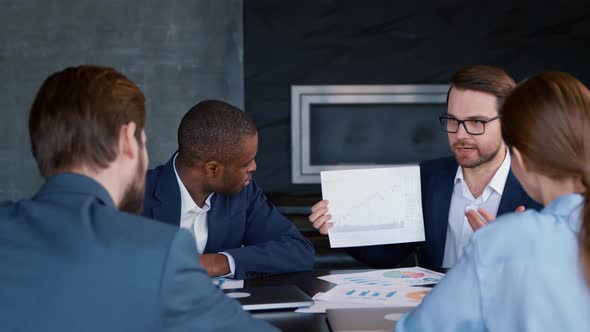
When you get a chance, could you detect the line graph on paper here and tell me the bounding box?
[321,166,425,248]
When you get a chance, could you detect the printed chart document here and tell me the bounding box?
[318,267,444,287]
[315,284,432,307]
[295,292,392,313]
[296,266,444,313]
[321,166,424,248]
[211,277,244,289]
[300,267,443,313]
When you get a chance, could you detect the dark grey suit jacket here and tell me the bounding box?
[0,173,277,332]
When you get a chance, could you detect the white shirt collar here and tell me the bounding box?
[173,153,213,215]
[454,148,511,196]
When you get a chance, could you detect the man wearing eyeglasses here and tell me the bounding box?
[308,65,542,271]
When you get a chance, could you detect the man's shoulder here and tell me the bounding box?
[419,156,457,170]
[0,200,21,221]
[107,209,177,235]
[419,156,457,180]
[94,211,190,269]
[146,154,176,184]
[209,180,275,220]
[1,196,183,260]
[213,180,265,204]
[144,162,175,204]
[146,164,167,184]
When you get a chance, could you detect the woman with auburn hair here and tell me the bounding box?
[396,72,590,332]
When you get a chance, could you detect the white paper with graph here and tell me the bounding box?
[315,284,432,307]
[321,166,424,248]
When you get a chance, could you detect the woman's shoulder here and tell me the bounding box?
[481,209,548,235]
[471,209,568,262]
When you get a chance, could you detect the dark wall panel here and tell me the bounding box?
[245,0,590,194]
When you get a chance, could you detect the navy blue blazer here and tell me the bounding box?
[348,156,542,271]
[0,173,277,332]
[143,155,315,279]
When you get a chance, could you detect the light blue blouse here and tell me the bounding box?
[396,193,590,332]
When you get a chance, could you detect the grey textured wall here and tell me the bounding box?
[0,0,244,201]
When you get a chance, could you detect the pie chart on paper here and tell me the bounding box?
[383,270,425,279]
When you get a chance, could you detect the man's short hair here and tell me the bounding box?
[29,65,146,178]
[177,100,257,166]
[448,65,516,109]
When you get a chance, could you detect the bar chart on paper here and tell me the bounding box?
[316,284,433,307]
[341,276,395,286]
[321,166,425,248]
[345,289,399,299]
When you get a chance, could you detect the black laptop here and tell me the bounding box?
[224,285,314,311]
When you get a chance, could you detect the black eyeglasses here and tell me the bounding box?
[439,115,500,135]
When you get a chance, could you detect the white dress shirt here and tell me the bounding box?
[442,150,511,269]
[173,154,236,277]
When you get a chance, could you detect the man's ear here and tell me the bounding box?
[119,122,139,160]
[204,160,223,178]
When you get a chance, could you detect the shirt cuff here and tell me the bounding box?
[219,252,236,278]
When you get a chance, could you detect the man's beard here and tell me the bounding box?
[453,140,502,169]
[119,154,146,215]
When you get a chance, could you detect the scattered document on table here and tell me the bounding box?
[321,166,424,248]
[295,292,391,313]
[318,267,444,287]
[315,284,432,307]
[211,277,244,289]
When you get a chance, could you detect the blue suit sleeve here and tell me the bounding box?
[159,229,278,332]
[223,182,315,279]
[395,239,485,332]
